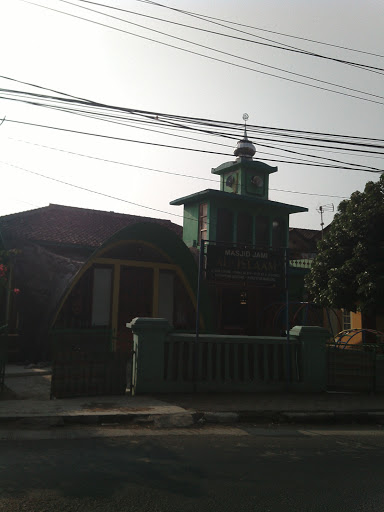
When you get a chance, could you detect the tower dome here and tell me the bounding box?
[233,114,256,159]
[234,136,256,159]
[234,114,256,159]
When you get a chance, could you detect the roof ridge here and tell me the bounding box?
[290,227,320,233]
[47,203,172,223]
[0,203,182,249]
[0,203,174,225]
[0,205,50,220]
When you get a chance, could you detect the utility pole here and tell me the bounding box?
[316,204,334,237]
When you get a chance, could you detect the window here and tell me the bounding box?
[198,203,208,244]
[56,267,93,328]
[216,208,234,243]
[237,213,253,245]
[272,218,286,248]
[91,267,113,326]
[342,310,352,331]
[255,216,269,246]
[118,266,153,329]
[158,270,174,325]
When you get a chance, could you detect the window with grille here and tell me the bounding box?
[198,203,208,244]
[216,208,234,243]
[342,309,352,331]
[255,216,269,246]
[237,212,252,245]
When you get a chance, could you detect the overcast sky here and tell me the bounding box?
[1,0,383,230]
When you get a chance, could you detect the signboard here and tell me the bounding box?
[205,245,286,287]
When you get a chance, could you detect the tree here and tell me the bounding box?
[305,175,384,315]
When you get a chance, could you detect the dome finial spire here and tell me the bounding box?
[243,112,249,139]
[234,113,256,159]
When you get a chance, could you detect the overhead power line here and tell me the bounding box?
[6,137,218,182]
[71,0,384,75]
[1,78,383,174]
[0,157,349,227]
[1,75,383,145]
[5,118,383,173]
[0,74,93,105]
[0,159,269,228]
[134,0,384,59]
[20,0,384,106]
[2,84,384,152]
[5,92,380,172]
[5,118,232,157]
[6,137,350,199]
[0,160,184,220]
[2,88,384,176]
[3,95,384,157]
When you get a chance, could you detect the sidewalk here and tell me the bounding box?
[2,364,384,427]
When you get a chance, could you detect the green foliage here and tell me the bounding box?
[305,175,384,314]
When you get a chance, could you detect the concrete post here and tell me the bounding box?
[290,325,330,392]
[127,317,171,394]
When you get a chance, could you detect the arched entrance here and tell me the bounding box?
[50,222,206,397]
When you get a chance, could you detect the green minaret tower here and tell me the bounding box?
[213,119,276,200]
[171,115,309,335]
[171,116,307,249]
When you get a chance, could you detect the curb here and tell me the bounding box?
[0,412,196,429]
[236,410,384,424]
[204,412,239,424]
[1,410,384,429]
[5,370,52,378]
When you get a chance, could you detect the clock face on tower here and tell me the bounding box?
[224,172,238,193]
[251,175,264,187]
[246,172,265,196]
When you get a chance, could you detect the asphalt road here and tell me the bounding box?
[1,425,384,512]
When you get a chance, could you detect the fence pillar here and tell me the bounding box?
[127,317,171,394]
[290,325,330,392]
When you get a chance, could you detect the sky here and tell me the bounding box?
[0,0,383,231]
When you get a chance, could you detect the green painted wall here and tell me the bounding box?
[213,159,277,201]
[182,204,199,247]
[129,318,329,393]
[181,194,291,248]
[208,200,289,247]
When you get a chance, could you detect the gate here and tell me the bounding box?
[50,329,131,398]
[327,330,384,392]
[327,346,376,392]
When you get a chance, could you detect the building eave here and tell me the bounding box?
[170,189,308,214]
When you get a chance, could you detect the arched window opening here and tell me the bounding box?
[272,218,286,248]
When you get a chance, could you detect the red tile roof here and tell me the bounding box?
[0,204,182,248]
[289,227,322,254]
[289,227,322,241]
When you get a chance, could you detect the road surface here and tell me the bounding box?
[1,424,384,511]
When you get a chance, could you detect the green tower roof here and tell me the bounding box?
[170,188,307,214]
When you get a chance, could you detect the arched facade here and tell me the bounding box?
[52,222,211,348]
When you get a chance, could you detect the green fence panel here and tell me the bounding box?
[327,345,375,392]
